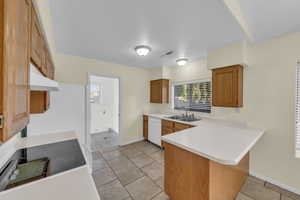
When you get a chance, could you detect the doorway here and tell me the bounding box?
[86,74,120,152]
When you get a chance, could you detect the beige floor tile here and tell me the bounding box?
[155,176,164,189]
[93,158,109,171]
[103,150,123,161]
[130,153,154,168]
[92,151,102,160]
[152,192,170,200]
[247,175,265,186]
[236,193,254,200]
[265,182,300,200]
[121,147,143,159]
[125,176,161,200]
[140,144,161,155]
[149,150,164,164]
[141,162,163,181]
[133,141,150,149]
[93,167,117,187]
[99,180,130,200]
[107,156,134,172]
[99,146,120,153]
[114,167,144,186]
[241,179,280,200]
[282,196,295,200]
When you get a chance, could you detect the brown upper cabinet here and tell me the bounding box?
[0,0,31,142]
[150,79,169,104]
[29,3,55,114]
[212,65,243,107]
[31,5,44,71]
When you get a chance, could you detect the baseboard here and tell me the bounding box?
[120,137,145,146]
[250,171,300,195]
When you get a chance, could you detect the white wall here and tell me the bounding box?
[89,76,119,134]
[54,53,151,145]
[28,83,86,145]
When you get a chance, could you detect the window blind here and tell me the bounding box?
[174,81,211,113]
[296,62,300,151]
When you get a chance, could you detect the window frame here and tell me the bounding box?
[171,79,212,113]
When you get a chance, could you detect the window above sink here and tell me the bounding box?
[172,79,211,113]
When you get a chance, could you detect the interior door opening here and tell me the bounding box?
[86,74,120,153]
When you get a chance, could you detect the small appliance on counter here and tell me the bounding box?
[0,139,85,192]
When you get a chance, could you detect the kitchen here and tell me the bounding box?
[1,0,300,200]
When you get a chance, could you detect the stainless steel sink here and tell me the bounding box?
[167,115,201,122]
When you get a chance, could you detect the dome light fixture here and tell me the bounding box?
[135,45,151,56]
[176,58,188,66]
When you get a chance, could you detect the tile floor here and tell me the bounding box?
[91,140,300,200]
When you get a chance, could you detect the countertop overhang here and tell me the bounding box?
[145,113,264,165]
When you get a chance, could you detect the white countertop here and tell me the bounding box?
[145,113,264,165]
[0,131,100,200]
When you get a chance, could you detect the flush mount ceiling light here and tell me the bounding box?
[135,45,151,56]
[176,58,188,66]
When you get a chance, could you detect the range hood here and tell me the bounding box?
[30,63,59,91]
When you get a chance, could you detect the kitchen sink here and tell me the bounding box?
[167,115,201,122]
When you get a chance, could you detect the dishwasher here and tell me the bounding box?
[148,117,162,146]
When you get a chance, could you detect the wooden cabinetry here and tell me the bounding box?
[143,115,148,140]
[161,119,194,147]
[164,142,249,200]
[30,91,49,114]
[0,0,31,142]
[212,65,243,107]
[150,79,169,104]
[29,3,55,114]
[30,5,44,71]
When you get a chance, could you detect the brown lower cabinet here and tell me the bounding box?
[30,91,50,114]
[164,142,249,200]
[143,115,148,140]
[161,119,194,147]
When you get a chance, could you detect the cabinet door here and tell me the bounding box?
[30,91,49,114]
[143,115,148,139]
[212,65,243,107]
[0,0,31,142]
[31,6,44,70]
[150,80,162,103]
[174,122,192,132]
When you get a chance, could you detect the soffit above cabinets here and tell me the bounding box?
[49,0,246,68]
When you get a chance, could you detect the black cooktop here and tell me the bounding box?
[0,139,86,191]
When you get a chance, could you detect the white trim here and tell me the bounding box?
[250,172,300,195]
[119,138,144,146]
[172,78,211,86]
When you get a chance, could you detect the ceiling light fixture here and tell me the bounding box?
[176,58,188,66]
[135,45,151,56]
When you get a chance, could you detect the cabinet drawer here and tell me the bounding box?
[162,127,174,136]
[162,119,174,129]
[174,122,193,131]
